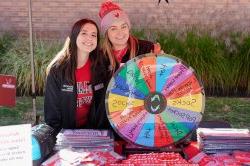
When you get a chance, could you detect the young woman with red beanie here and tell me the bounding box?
[99,1,162,73]
[97,1,162,142]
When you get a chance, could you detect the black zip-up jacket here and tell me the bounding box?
[120,39,154,63]
[44,56,111,134]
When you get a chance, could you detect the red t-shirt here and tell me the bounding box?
[75,58,93,127]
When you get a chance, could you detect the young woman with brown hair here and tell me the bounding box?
[44,18,110,134]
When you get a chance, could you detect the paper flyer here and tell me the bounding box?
[0,124,32,166]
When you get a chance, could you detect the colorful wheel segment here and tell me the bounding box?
[106,53,205,148]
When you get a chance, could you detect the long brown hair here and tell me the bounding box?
[46,19,100,83]
[102,33,138,73]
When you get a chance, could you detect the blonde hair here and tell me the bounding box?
[46,37,70,75]
[102,32,138,73]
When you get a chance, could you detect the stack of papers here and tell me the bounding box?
[197,128,250,154]
[55,129,114,151]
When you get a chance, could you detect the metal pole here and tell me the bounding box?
[28,0,37,125]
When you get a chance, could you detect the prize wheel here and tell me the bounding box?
[105,53,205,148]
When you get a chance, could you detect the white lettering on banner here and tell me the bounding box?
[2,84,15,89]
[2,78,15,89]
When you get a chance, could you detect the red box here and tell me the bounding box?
[0,74,16,107]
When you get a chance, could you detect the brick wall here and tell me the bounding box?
[0,0,250,39]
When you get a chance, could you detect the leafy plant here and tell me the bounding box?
[157,31,227,96]
[183,31,227,96]
[0,30,250,96]
[234,36,250,95]
[131,29,147,40]
[0,37,62,95]
[0,33,16,70]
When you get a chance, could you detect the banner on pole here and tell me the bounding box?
[0,74,16,107]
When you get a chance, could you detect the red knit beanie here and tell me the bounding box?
[99,1,131,33]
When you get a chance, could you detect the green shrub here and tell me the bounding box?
[157,32,185,55]
[131,29,158,41]
[157,31,228,96]
[0,38,62,95]
[183,31,227,96]
[131,29,147,40]
[234,36,250,95]
[0,30,249,97]
[0,33,16,69]
[222,33,250,96]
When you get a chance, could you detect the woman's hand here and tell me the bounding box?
[153,43,165,54]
